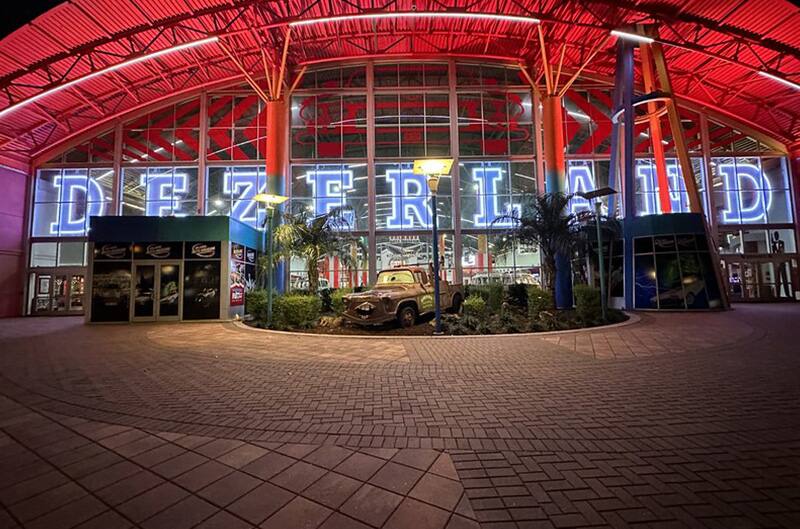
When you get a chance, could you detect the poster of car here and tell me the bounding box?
[183,261,220,320]
[91,262,132,322]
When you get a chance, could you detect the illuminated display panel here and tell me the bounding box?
[32,168,113,237]
[121,167,198,217]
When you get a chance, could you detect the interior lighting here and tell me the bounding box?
[610,30,654,44]
[758,71,800,91]
[289,12,540,28]
[0,36,219,120]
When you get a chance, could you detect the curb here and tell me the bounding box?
[232,312,642,340]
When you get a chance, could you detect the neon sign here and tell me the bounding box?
[142,172,188,217]
[223,170,265,225]
[634,161,691,215]
[718,162,771,223]
[50,174,106,235]
[385,169,432,229]
[472,167,520,227]
[567,162,595,216]
[304,170,355,227]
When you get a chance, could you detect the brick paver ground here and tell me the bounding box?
[0,304,798,528]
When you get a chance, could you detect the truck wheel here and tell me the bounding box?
[450,294,463,314]
[397,305,417,328]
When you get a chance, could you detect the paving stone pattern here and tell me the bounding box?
[0,304,798,528]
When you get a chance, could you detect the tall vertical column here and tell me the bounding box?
[448,58,463,284]
[542,94,572,308]
[791,143,800,254]
[265,98,287,292]
[197,92,209,216]
[366,61,377,285]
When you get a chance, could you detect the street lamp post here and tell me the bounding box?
[253,193,288,328]
[577,187,617,322]
[414,159,454,335]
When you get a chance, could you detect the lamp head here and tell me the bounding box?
[413,158,454,195]
[253,193,289,209]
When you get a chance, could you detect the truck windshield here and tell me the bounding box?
[376,271,415,285]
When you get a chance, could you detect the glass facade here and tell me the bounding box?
[27,60,798,310]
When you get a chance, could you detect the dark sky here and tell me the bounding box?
[1,2,63,38]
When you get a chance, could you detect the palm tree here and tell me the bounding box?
[494,193,582,303]
[273,207,356,293]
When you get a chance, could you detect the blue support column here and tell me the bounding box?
[619,42,637,310]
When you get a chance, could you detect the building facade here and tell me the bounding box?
[24,60,799,316]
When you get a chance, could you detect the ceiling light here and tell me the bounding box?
[0,36,219,120]
[289,12,540,28]
[758,71,800,91]
[610,30,654,44]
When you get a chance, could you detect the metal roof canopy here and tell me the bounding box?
[0,0,797,169]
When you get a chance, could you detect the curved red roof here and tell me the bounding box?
[0,0,798,168]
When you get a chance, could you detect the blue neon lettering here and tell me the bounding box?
[143,172,187,217]
[50,174,105,235]
[472,167,520,227]
[305,170,354,227]
[720,162,771,223]
[567,163,596,216]
[385,169,431,229]
[223,170,265,225]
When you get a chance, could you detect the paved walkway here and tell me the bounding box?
[0,304,798,529]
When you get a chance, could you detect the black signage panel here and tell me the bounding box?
[133,242,182,260]
[90,261,132,322]
[93,242,131,261]
[186,241,221,260]
[183,261,221,320]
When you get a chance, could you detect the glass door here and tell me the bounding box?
[132,264,156,320]
[132,262,182,321]
[157,263,181,320]
[68,275,85,311]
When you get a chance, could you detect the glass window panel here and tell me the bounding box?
[457,94,482,125]
[122,129,148,162]
[766,190,793,223]
[341,66,366,88]
[398,63,424,86]
[58,242,85,266]
[456,63,481,86]
[35,170,61,203]
[375,127,400,158]
[32,203,60,237]
[147,129,174,161]
[233,96,259,127]
[207,128,232,160]
[375,95,398,125]
[30,242,58,267]
[425,126,451,157]
[291,127,316,159]
[64,142,90,163]
[769,229,796,253]
[458,126,483,156]
[317,127,343,158]
[316,68,341,88]
[423,63,448,86]
[343,127,367,158]
[292,95,316,127]
[399,94,424,124]
[148,105,175,128]
[511,162,536,195]
[316,95,341,126]
[208,96,233,128]
[174,129,200,161]
[175,98,200,128]
[374,64,399,87]
[634,254,658,309]
[232,129,259,160]
[400,128,425,158]
[483,125,509,155]
[342,96,367,125]
[507,92,532,123]
[509,124,534,155]
[482,92,508,123]
[481,66,506,86]
[425,94,450,123]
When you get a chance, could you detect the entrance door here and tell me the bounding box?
[724,258,795,301]
[132,262,181,321]
[28,270,86,315]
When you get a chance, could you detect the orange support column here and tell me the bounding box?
[265,98,287,290]
[640,44,671,214]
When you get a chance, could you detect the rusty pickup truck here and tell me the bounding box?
[342,267,463,327]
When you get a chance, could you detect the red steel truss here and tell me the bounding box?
[0,0,797,167]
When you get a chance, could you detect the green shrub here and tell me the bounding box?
[462,294,487,318]
[573,284,602,325]
[330,288,353,315]
[245,289,269,322]
[505,283,528,309]
[527,286,553,318]
[468,283,504,312]
[272,294,322,329]
[319,288,333,313]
